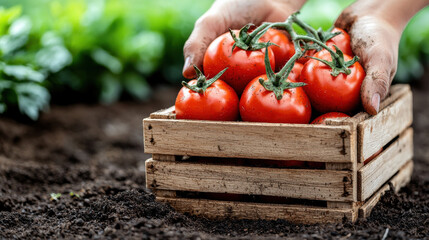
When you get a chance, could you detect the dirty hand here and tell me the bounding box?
[335,0,429,115]
[182,0,307,79]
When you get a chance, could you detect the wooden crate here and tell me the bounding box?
[143,84,414,224]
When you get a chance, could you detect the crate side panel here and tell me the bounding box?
[144,119,352,162]
[358,128,413,201]
[158,197,355,224]
[146,159,354,202]
[359,160,413,218]
[358,90,413,162]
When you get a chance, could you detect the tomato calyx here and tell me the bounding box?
[246,13,359,78]
[308,45,359,76]
[229,23,277,51]
[258,45,306,100]
[181,65,228,94]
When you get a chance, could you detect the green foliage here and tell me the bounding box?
[395,7,429,82]
[0,0,211,119]
[0,7,70,120]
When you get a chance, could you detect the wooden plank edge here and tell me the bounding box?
[157,197,357,224]
[358,160,413,219]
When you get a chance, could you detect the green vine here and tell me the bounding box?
[231,13,360,100]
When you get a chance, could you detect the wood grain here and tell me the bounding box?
[146,159,354,202]
[144,119,353,162]
[357,89,412,162]
[157,197,357,224]
[359,160,413,218]
[358,128,413,201]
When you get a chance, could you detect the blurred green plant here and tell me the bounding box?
[0,0,211,119]
[395,7,429,82]
[0,6,71,120]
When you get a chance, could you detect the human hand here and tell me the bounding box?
[335,15,400,115]
[182,0,307,79]
[335,0,429,115]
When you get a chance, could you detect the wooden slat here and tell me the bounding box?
[144,119,353,162]
[150,106,175,119]
[351,84,410,124]
[358,128,413,201]
[157,197,356,224]
[357,89,412,162]
[146,159,353,202]
[359,160,413,218]
[327,202,354,209]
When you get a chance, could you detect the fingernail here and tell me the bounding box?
[183,57,191,73]
[371,93,380,114]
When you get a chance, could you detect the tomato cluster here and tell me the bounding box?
[176,23,366,127]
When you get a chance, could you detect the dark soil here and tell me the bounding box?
[0,84,428,239]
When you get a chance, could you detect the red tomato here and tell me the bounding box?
[239,75,311,123]
[307,162,324,169]
[297,49,316,64]
[300,50,365,113]
[289,62,303,82]
[203,30,275,95]
[364,147,384,165]
[279,160,306,168]
[260,29,294,71]
[264,160,306,168]
[326,28,353,56]
[175,79,239,121]
[311,112,350,124]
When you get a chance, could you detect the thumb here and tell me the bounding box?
[182,14,228,79]
[361,66,395,115]
[338,16,399,115]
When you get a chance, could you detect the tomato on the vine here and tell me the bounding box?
[296,28,353,63]
[326,28,353,56]
[239,76,311,124]
[289,62,303,82]
[300,49,365,113]
[260,29,294,71]
[297,49,316,64]
[203,30,275,95]
[175,67,239,121]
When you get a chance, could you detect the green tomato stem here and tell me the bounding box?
[182,66,228,94]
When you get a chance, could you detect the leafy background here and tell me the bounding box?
[0,0,428,120]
